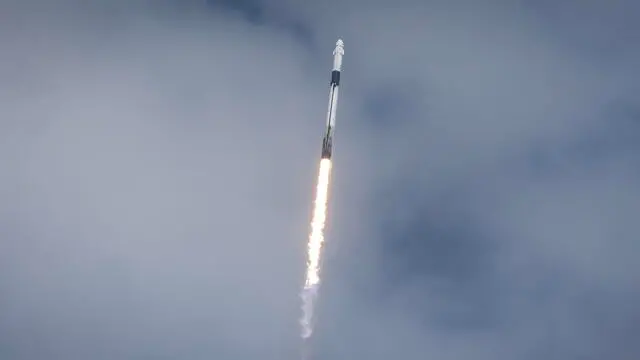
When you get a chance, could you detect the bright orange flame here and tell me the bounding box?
[300,158,332,338]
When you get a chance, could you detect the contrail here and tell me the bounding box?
[299,39,344,351]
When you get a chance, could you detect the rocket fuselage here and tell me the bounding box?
[321,39,344,159]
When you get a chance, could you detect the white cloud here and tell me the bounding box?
[2,1,639,359]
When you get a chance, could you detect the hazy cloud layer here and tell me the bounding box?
[1,1,639,359]
[1,2,320,359]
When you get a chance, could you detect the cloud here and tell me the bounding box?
[2,1,639,359]
[0,2,323,359]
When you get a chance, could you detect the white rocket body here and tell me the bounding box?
[321,39,344,159]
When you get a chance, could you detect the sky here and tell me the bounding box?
[1,0,639,359]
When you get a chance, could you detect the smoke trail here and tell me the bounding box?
[300,158,333,340]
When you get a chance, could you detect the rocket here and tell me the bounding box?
[321,39,344,159]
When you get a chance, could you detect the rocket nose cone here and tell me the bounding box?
[336,39,344,47]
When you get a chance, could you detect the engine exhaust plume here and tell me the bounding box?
[300,158,332,339]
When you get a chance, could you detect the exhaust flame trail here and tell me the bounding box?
[300,158,332,339]
[299,39,343,356]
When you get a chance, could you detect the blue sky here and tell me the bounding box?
[1,1,639,359]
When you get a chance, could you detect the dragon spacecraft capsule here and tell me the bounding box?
[320,39,344,159]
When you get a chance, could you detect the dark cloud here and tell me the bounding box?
[1,0,639,359]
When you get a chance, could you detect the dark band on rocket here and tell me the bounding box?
[331,70,340,85]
